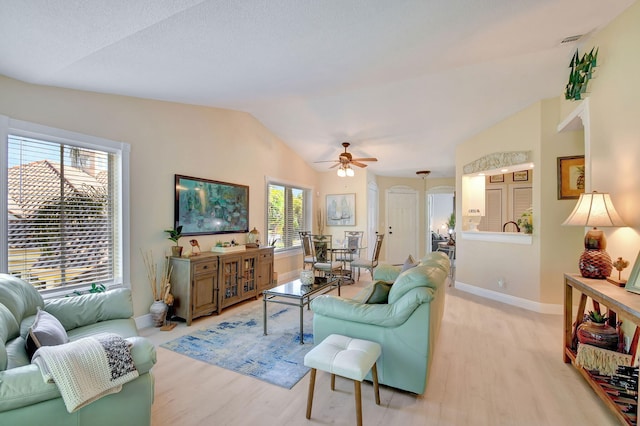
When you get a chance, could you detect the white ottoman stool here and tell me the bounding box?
[304,334,381,426]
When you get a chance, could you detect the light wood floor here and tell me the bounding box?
[144,279,619,426]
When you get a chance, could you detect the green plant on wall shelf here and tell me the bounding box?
[565,47,598,101]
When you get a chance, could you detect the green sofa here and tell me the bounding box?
[0,274,156,425]
[311,251,450,394]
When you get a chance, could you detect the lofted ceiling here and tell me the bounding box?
[0,0,635,177]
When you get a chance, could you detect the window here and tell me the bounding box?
[2,117,130,294]
[267,181,310,251]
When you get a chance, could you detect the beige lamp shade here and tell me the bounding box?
[562,191,626,279]
[562,191,626,228]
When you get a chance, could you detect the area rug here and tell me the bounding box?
[161,304,314,389]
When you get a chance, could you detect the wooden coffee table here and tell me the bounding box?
[263,276,340,344]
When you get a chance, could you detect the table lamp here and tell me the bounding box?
[562,191,626,279]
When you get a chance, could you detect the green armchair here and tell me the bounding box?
[311,252,450,394]
[0,274,156,425]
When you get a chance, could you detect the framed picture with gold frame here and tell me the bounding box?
[513,170,529,182]
[557,156,585,200]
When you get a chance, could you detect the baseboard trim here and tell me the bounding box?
[278,270,302,284]
[135,313,153,330]
[454,281,562,315]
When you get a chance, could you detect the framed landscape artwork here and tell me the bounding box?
[174,174,249,236]
[489,174,504,183]
[326,193,356,226]
[557,155,585,200]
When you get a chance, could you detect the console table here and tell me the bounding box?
[564,273,640,425]
[170,247,274,325]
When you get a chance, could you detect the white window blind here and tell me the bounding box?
[267,183,307,251]
[479,188,504,232]
[7,135,120,292]
[512,186,533,220]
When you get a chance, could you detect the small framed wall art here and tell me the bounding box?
[489,174,504,183]
[326,193,356,226]
[557,155,585,200]
[513,170,529,182]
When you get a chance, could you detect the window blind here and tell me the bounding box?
[267,183,306,250]
[7,135,117,292]
[512,186,533,220]
[479,188,504,232]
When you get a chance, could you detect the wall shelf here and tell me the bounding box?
[460,231,532,245]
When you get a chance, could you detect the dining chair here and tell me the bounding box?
[350,234,384,281]
[311,234,342,278]
[335,231,364,276]
[300,232,315,270]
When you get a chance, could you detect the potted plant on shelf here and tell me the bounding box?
[164,225,183,257]
[577,310,618,350]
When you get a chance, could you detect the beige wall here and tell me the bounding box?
[539,98,585,303]
[0,76,319,316]
[456,102,542,302]
[455,2,640,307]
[455,97,587,305]
[559,1,640,267]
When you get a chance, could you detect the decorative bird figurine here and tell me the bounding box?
[613,257,629,281]
[189,239,200,256]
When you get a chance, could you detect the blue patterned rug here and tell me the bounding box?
[161,304,314,389]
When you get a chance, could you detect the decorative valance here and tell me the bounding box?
[463,151,532,174]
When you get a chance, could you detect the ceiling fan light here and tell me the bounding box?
[346,167,355,177]
[337,168,346,177]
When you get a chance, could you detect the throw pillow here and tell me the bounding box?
[400,254,418,273]
[25,308,69,359]
[366,282,392,304]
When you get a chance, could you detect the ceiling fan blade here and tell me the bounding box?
[313,160,340,163]
[329,163,341,169]
[351,161,368,168]
[351,157,378,162]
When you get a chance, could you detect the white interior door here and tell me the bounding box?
[385,187,418,264]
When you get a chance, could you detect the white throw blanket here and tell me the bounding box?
[32,332,139,413]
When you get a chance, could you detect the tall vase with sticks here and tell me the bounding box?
[142,251,173,327]
[317,208,324,235]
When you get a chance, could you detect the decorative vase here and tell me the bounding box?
[577,320,618,350]
[150,300,168,327]
[247,227,261,247]
[171,246,183,257]
[300,270,315,285]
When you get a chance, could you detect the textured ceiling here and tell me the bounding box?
[0,0,635,177]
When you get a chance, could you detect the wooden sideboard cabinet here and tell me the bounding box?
[564,273,640,425]
[170,247,275,325]
[257,247,274,293]
[170,252,219,325]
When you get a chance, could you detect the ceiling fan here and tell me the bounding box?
[315,142,378,169]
